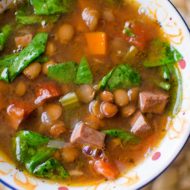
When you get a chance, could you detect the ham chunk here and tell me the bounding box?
[130,111,151,136]
[7,101,35,130]
[139,91,169,114]
[34,83,61,105]
[70,122,105,148]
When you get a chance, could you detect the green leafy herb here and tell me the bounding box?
[167,64,182,115]
[30,0,68,15]
[0,25,12,51]
[75,57,93,84]
[16,10,59,25]
[25,147,56,173]
[99,69,114,90]
[103,129,140,144]
[13,130,68,180]
[33,158,69,179]
[143,39,183,67]
[9,32,48,81]
[13,131,50,163]
[107,64,141,90]
[0,68,9,82]
[48,62,78,83]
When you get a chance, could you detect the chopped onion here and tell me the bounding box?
[47,140,65,149]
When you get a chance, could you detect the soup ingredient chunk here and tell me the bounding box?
[85,32,107,55]
[139,91,169,114]
[93,159,119,180]
[130,111,151,136]
[100,102,118,118]
[114,89,129,107]
[61,144,79,163]
[59,92,79,107]
[35,83,61,105]
[7,101,35,130]
[76,85,95,103]
[70,122,106,148]
[57,24,75,44]
[100,91,114,102]
[82,8,99,31]
[23,62,42,80]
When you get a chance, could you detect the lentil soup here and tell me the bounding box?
[0,0,183,185]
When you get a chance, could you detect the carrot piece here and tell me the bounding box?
[35,83,61,105]
[7,101,35,130]
[15,34,33,48]
[93,159,119,180]
[85,32,107,55]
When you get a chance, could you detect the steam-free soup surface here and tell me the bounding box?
[0,0,182,184]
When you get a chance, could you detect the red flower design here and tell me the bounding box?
[178,59,186,69]
[58,187,69,190]
[152,152,161,161]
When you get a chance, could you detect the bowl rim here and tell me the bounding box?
[0,0,190,190]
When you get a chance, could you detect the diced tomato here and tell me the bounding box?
[93,159,119,180]
[7,101,35,130]
[124,22,154,50]
[35,83,61,105]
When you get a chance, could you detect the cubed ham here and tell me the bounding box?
[7,101,35,130]
[34,83,61,105]
[15,34,33,48]
[130,111,151,136]
[139,91,169,114]
[70,122,105,148]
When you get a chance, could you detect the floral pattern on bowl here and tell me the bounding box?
[0,0,190,189]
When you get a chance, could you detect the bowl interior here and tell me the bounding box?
[0,0,190,190]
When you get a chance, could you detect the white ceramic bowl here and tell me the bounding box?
[0,0,190,189]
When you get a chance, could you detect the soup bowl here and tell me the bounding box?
[0,0,190,189]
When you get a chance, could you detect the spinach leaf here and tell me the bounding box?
[107,64,141,90]
[143,39,183,67]
[16,10,59,25]
[25,147,56,173]
[103,129,140,144]
[13,131,50,163]
[0,25,12,51]
[0,53,18,67]
[48,62,78,83]
[30,0,68,15]
[167,64,182,115]
[75,57,93,84]
[0,67,9,82]
[13,130,68,180]
[9,32,48,81]
[17,131,49,147]
[33,158,69,179]
[99,69,114,90]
